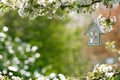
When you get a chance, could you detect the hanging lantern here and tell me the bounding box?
[85,20,103,46]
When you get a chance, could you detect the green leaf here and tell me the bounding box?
[110,77,115,80]
[103,0,109,5]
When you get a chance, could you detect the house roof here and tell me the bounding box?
[84,20,103,35]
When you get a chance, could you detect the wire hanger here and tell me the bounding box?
[89,12,97,24]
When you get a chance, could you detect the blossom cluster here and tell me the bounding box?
[97,15,116,33]
[86,64,118,80]
[0,26,71,80]
[0,72,67,80]
[0,72,21,80]
[105,41,120,62]
[0,26,41,79]
[43,73,66,80]
[0,0,76,19]
[1,0,118,19]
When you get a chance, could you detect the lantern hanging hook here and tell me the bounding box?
[107,4,113,18]
[89,12,96,22]
[107,9,112,19]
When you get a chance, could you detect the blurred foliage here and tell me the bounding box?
[0,0,118,19]
[105,41,117,52]
[85,64,120,80]
[0,26,41,79]
[0,11,90,78]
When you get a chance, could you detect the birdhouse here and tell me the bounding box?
[85,20,103,46]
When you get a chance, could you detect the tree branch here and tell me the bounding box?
[80,0,102,7]
[60,0,102,9]
[113,72,120,77]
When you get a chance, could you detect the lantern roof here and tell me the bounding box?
[85,20,103,35]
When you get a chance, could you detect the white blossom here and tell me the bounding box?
[8,66,18,72]
[15,37,21,42]
[17,46,23,51]
[58,74,66,80]
[31,46,38,52]
[1,0,7,4]
[105,72,114,78]
[3,69,7,74]
[61,0,75,5]
[3,26,9,32]
[24,60,29,64]
[0,55,3,59]
[28,57,35,63]
[102,65,113,72]
[0,75,4,80]
[53,77,59,80]
[92,3,99,10]
[37,76,45,80]
[25,44,31,52]
[47,73,56,79]
[13,57,20,64]
[35,53,40,58]
[9,72,13,76]
[0,32,6,38]
[24,71,31,77]
[20,69,26,75]
[12,76,21,80]
[34,71,41,78]
[24,65,29,70]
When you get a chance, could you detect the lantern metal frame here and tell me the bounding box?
[85,20,103,46]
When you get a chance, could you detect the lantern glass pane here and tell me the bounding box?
[90,32,93,36]
[90,38,93,43]
[94,32,98,44]
[89,32,94,44]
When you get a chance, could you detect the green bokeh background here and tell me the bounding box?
[0,11,90,79]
